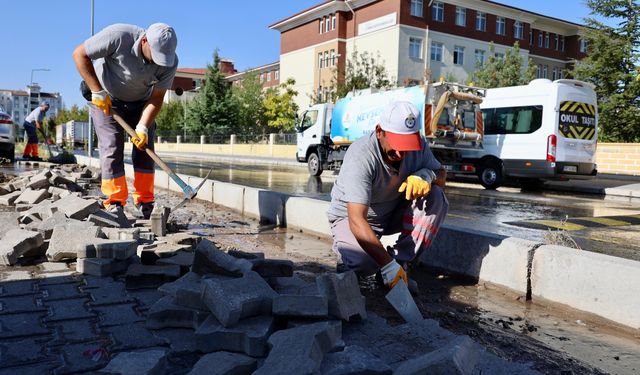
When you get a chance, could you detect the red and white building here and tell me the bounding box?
[269,0,588,110]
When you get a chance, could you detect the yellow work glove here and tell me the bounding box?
[91,90,112,116]
[398,168,437,200]
[380,259,408,289]
[132,124,148,151]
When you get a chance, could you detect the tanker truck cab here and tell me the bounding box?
[295,103,335,176]
[471,79,598,189]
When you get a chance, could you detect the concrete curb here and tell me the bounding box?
[75,155,640,329]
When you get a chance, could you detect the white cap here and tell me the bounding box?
[146,23,177,67]
[379,101,422,151]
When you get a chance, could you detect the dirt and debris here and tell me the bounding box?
[0,165,638,374]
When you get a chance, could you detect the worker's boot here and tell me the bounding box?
[136,202,154,220]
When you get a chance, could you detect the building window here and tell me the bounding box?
[552,67,558,80]
[538,31,543,47]
[496,17,505,35]
[319,18,324,34]
[432,2,444,22]
[325,17,330,32]
[495,52,504,61]
[476,12,486,31]
[580,38,588,53]
[560,36,565,51]
[430,41,443,62]
[455,7,466,27]
[529,30,533,45]
[536,65,542,78]
[409,37,423,59]
[544,32,550,48]
[475,49,485,65]
[324,51,329,67]
[275,70,279,80]
[559,69,564,79]
[267,72,271,82]
[319,53,324,69]
[554,34,559,50]
[543,65,548,78]
[260,74,264,83]
[330,49,336,66]
[514,21,523,40]
[453,46,465,65]
[331,14,336,30]
[411,0,423,17]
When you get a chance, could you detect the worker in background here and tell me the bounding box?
[72,23,178,219]
[22,101,49,161]
[327,101,449,292]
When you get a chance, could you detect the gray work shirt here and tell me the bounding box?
[25,107,46,124]
[84,24,178,102]
[327,131,442,232]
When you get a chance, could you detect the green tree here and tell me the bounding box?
[54,104,89,124]
[472,42,536,88]
[572,0,640,142]
[263,78,299,132]
[231,70,266,134]
[185,49,239,136]
[327,51,394,101]
[155,100,185,138]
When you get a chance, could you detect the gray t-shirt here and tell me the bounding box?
[327,131,442,232]
[25,107,46,124]
[84,24,178,102]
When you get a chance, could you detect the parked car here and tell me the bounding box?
[0,106,16,162]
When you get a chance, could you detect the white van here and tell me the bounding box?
[0,106,16,162]
[462,79,598,189]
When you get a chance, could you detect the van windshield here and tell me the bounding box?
[483,105,543,135]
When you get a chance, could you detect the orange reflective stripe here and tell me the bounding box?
[102,175,128,206]
[133,171,155,205]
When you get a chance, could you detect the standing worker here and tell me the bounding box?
[327,101,449,292]
[22,101,49,161]
[72,23,178,218]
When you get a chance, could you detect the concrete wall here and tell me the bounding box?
[596,143,640,176]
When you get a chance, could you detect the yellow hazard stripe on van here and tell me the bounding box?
[560,101,596,116]
[507,214,640,231]
[560,125,596,140]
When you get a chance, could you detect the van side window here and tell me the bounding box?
[482,105,543,134]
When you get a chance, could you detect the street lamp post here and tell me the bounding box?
[30,68,50,86]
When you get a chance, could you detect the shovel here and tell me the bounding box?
[112,113,213,211]
[385,281,423,323]
[37,128,77,164]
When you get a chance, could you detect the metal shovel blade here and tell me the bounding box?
[171,168,214,212]
[385,281,423,323]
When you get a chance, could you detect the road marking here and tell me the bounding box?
[507,214,640,231]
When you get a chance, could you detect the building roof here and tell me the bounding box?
[177,68,207,75]
[0,90,28,96]
[226,62,280,80]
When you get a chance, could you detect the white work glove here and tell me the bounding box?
[91,90,111,115]
[380,259,408,289]
[132,124,149,151]
[398,168,437,200]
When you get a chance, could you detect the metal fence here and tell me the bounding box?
[155,132,297,145]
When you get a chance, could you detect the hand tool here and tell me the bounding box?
[112,113,213,210]
[385,281,423,323]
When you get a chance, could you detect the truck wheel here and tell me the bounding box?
[477,160,503,190]
[308,153,323,176]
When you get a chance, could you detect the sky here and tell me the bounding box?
[1,0,599,108]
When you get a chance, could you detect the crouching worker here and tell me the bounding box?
[327,101,449,291]
[72,23,178,218]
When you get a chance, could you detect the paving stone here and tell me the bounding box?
[0,361,59,375]
[152,328,199,353]
[165,232,201,247]
[0,270,33,281]
[139,231,156,242]
[100,349,167,375]
[125,264,181,290]
[40,283,86,301]
[50,340,109,374]
[27,170,52,190]
[50,194,101,220]
[101,227,140,241]
[78,239,137,260]
[0,311,49,339]
[272,294,328,318]
[0,294,45,315]
[320,345,392,375]
[37,274,80,286]
[0,336,52,368]
[228,249,265,260]
[0,190,22,206]
[254,321,342,375]
[187,351,257,375]
[51,318,99,343]
[126,288,164,311]
[0,229,45,265]
[393,336,481,375]
[93,303,144,328]
[317,271,367,322]
[140,243,192,265]
[38,261,70,273]
[191,238,253,276]
[150,205,170,237]
[269,276,318,295]
[77,257,130,277]
[103,322,168,351]
[157,271,213,310]
[46,223,102,261]
[28,211,77,240]
[250,258,294,278]
[146,296,209,330]
[0,279,38,297]
[84,280,134,306]
[43,297,95,322]
[156,251,195,274]
[201,271,277,327]
[88,212,122,228]
[15,188,50,205]
[195,314,274,357]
